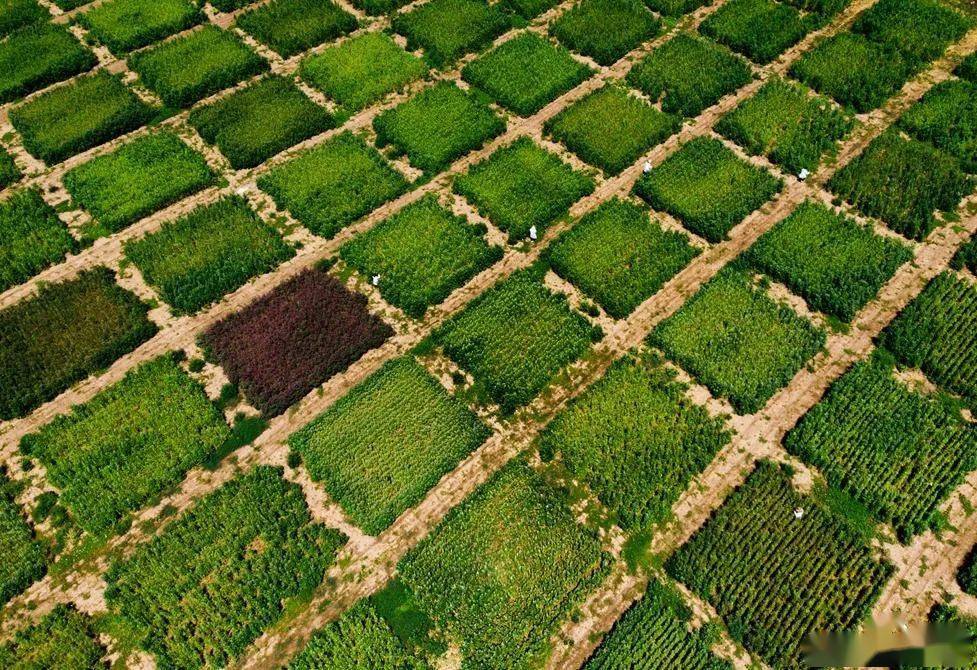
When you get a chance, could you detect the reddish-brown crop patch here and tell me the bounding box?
[202,269,393,416]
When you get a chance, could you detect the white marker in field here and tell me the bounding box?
[798,168,810,181]
[529,225,537,241]
[371,274,381,286]
[793,507,805,519]
[642,161,652,174]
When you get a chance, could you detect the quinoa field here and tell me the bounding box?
[2,0,977,666]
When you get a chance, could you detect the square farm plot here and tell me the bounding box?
[746,201,912,322]
[716,77,852,175]
[257,131,407,238]
[650,266,826,414]
[545,84,681,176]
[0,267,156,421]
[539,354,730,531]
[0,188,77,294]
[462,33,593,117]
[104,466,346,669]
[627,33,753,118]
[78,0,202,56]
[665,460,892,668]
[550,0,659,66]
[0,23,96,105]
[20,354,230,536]
[850,0,970,67]
[129,25,268,108]
[188,75,332,170]
[63,131,215,237]
[398,462,609,668]
[434,271,599,413]
[340,194,502,318]
[236,0,357,58]
[0,471,45,608]
[299,32,427,115]
[0,0,47,38]
[899,79,977,173]
[634,137,782,243]
[829,129,972,240]
[881,272,977,409]
[372,82,505,174]
[10,71,153,165]
[0,606,105,668]
[700,0,811,65]
[201,268,393,416]
[453,136,595,241]
[125,196,294,315]
[584,579,732,670]
[789,33,913,113]
[289,357,491,535]
[785,352,977,542]
[547,198,698,319]
[392,0,511,67]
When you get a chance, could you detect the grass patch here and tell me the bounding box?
[545,84,680,175]
[10,71,152,164]
[627,33,753,117]
[0,23,96,104]
[20,354,231,536]
[129,25,267,108]
[236,0,357,58]
[828,129,972,240]
[257,130,407,237]
[434,271,599,413]
[634,136,782,242]
[0,267,156,421]
[899,78,977,172]
[547,198,698,318]
[716,77,853,175]
[188,75,332,169]
[63,131,215,236]
[125,196,294,314]
[540,353,730,531]
[0,605,105,669]
[651,265,826,414]
[398,461,609,668]
[104,466,346,669]
[665,461,891,667]
[462,32,593,116]
[289,357,490,535]
[392,0,511,67]
[746,201,912,321]
[299,32,427,114]
[700,0,811,64]
[340,194,502,318]
[78,0,202,55]
[550,0,659,66]
[454,136,595,240]
[373,82,504,174]
[0,188,77,294]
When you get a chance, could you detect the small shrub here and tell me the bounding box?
[0,0,47,38]
[548,198,697,318]
[236,0,357,58]
[129,25,268,108]
[63,131,215,236]
[0,23,96,104]
[392,0,511,67]
[634,136,782,242]
[202,269,393,416]
[0,189,77,294]
[700,0,811,64]
[545,84,680,175]
[829,129,972,240]
[0,605,104,668]
[550,0,659,66]
[340,194,502,318]
[299,32,427,114]
[627,33,753,117]
[373,82,504,174]
[0,148,20,189]
[956,51,977,83]
[952,233,977,274]
[78,0,202,55]
[188,76,332,169]
[257,131,407,237]
[462,32,593,116]
[0,267,157,420]
[454,136,595,240]
[10,71,153,164]
[126,196,294,314]
[899,78,977,172]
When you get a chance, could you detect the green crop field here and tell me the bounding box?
[0,188,77,293]
[78,0,201,55]
[0,470,45,607]
[0,605,104,668]
[551,0,660,66]
[237,0,356,58]
[0,23,95,104]
[393,0,510,67]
